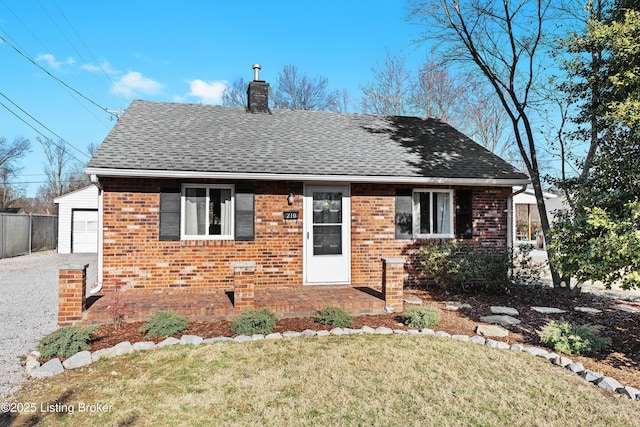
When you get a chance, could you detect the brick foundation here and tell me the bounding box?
[58,264,88,326]
[232,261,256,311]
[381,258,405,312]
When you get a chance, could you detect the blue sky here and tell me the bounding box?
[1,1,427,197]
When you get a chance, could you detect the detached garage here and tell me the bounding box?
[54,185,99,254]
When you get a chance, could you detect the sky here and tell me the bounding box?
[0,0,429,197]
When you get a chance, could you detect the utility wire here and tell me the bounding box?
[0,97,87,163]
[0,34,118,120]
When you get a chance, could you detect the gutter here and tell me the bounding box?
[85,167,531,187]
[90,174,103,295]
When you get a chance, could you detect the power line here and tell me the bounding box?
[0,92,90,160]
[0,34,118,120]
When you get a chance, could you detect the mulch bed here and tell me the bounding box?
[89,285,640,389]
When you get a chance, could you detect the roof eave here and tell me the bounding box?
[86,167,531,187]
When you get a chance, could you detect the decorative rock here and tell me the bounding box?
[420,328,435,335]
[452,334,469,342]
[234,335,252,343]
[92,347,116,362]
[316,330,330,337]
[374,327,393,335]
[617,386,640,400]
[114,341,133,356]
[491,306,519,316]
[133,342,156,351]
[445,301,472,311]
[157,337,180,348]
[404,296,422,305]
[330,328,345,336]
[610,304,640,314]
[475,324,509,337]
[63,351,92,370]
[435,331,451,338]
[27,350,41,361]
[251,334,264,341]
[523,347,548,357]
[574,306,603,314]
[25,359,40,374]
[180,335,203,345]
[485,339,510,349]
[265,333,283,340]
[407,329,420,335]
[567,362,586,374]
[552,355,573,368]
[30,358,64,378]
[302,329,317,336]
[203,337,233,344]
[469,336,486,345]
[394,329,408,334]
[479,315,521,325]
[531,306,567,314]
[581,370,604,383]
[540,352,559,362]
[283,331,302,338]
[361,326,375,334]
[597,376,623,391]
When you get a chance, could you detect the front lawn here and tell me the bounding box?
[4,334,640,426]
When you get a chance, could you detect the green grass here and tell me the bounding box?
[5,335,640,426]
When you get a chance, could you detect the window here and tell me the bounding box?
[412,189,454,238]
[181,185,234,239]
[456,190,473,239]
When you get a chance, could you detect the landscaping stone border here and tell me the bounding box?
[25,328,640,403]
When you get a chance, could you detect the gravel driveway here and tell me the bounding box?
[0,251,96,398]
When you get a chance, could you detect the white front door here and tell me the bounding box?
[304,185,351,284]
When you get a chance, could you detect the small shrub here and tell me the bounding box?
[37,326,98,359]
[232,309,277,336]
[139,311,189,337]
[537,319,611,356]
[316,306,353,327]
[403,306,441,328]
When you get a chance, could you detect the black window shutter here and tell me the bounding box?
[395,189,413,239]
[456,190,473,239]
[159,186,181,241]
[235,188,255,241]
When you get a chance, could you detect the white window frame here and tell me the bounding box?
[412,189,454,239]
[180,184,235,240]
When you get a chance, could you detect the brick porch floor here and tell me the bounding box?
[82,286,386,325]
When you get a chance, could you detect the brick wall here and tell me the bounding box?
[100,178,509,291]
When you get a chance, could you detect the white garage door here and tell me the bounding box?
[72,210,98,253]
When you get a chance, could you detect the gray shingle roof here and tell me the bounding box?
[88,100,528,182]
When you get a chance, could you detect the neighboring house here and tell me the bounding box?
[0,207,26,214]
[85,70,529,293]
[512,188,566,247]
[54,185,99,254]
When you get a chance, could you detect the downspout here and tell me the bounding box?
[507,184,528,249]
[90,174,103,295]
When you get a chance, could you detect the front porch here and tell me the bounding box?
[82,285,387,324]
[57,258,406,326]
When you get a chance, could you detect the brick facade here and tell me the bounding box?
[58,264,88,326]
[99,178,509,291]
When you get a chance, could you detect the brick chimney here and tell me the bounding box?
[247,64,270,113]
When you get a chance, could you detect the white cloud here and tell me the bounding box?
[82,61,118,75]
[35,54,75,70]
[188,79,227,105]
[111,71,163,97]
[36,53,63,70]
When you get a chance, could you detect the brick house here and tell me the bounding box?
[80,69,529,320]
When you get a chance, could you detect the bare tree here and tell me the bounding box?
[360,50,414,115]
[0,136,30,208]
[222,77,248,107]
[37,137,78,213]
[410,0,567,290]
[273,64,341,111]
[410,56,467,121]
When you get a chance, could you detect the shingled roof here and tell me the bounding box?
[87,100,529,185]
